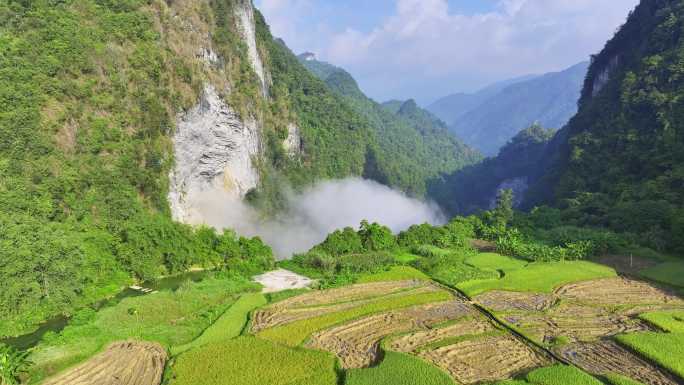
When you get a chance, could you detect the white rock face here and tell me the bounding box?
[168,84,260,223]
[283,123,301,155]
[234,0,268,97]
[592,55,620,97]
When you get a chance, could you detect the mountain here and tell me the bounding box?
[427,74,537,126]
[297,54,482,196]
[524,0,684,252]
[429,63,588,156]
[437,0,684,253]
[0,0,473,336]
[430,124,556,215]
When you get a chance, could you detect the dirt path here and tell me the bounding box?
[41,341,167,385]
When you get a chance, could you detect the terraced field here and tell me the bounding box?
[307,300,473,368]
[41,341,166,385]
[480,277,684,344]
[251,278,556,384]
[556,341,679,385]
[419,334,550,384]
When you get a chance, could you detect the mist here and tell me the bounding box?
[188,178,445,258]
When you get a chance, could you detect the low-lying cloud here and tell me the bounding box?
[188,178,445,258]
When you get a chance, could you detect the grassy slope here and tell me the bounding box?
[345,351,455,385]
[171,292,267,355]
[257,290,452,346]
[639,310,684,333]
[465,252,528,271]
[525,365,603,385]
[457,260,616,296]
[170,336,338,385]
[616,332,684,379]
[29,277,258,383]
[357,266,429,283]
[603,374,647,385]
[495,365,603,385]
[640,262,684,288]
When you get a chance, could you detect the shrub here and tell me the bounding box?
[316,227,364,256]
[359,220,397,251]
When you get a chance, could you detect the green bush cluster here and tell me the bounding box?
[494,229,597,262]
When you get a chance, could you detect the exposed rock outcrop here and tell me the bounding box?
[283,123,301,156]
[168,84,260,223]
[591,55,619,97]
[235,0,269,96]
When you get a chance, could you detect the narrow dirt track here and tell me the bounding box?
[41,341,167,385]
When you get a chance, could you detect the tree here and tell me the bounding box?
[493,189,514,228]
[0,344,31,385]
[358,220,396,251]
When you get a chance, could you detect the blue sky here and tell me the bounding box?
[255,0,640,104]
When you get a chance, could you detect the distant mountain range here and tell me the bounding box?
[427,62,589,156]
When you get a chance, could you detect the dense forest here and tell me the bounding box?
[527,0,684,253]
[436,0,684,255]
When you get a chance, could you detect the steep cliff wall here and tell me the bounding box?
[235,0,269,96]
[168,85,260,223]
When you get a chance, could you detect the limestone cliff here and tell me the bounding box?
[168,85,260,223]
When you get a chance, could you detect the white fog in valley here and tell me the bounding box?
[189,178,445,258]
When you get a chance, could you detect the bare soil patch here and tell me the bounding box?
[557,340,679,385]
[418,334,550,385]
[252,269,313,293]
[307,300,474,368]
[554,277,683,306]
[475,291,556,312]
[42,341,167,385]
[251,280,431,333]
[470,239,496,252]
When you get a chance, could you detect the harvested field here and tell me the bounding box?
[418,334,550,384]
[557,340,679,385]
[554,277,683,306]
[307,300,473,368]
[474,290,556,312]
[251,280,431,332]
[390,318,494,353]
[504,302,651,343]
[42,341,167,385]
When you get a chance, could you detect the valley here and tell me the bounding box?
[2,0,684,385]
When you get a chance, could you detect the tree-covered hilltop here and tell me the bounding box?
[298,55,482,197]
[527,0,684,253]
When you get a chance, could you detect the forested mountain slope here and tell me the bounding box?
[298,55,481,196]
[0,0,452,337]
[526,0,684,252]
[431,124,556,215]
[427,74,537,127]
[429,63,587,156]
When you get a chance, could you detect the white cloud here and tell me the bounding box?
[256,0,639,103]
